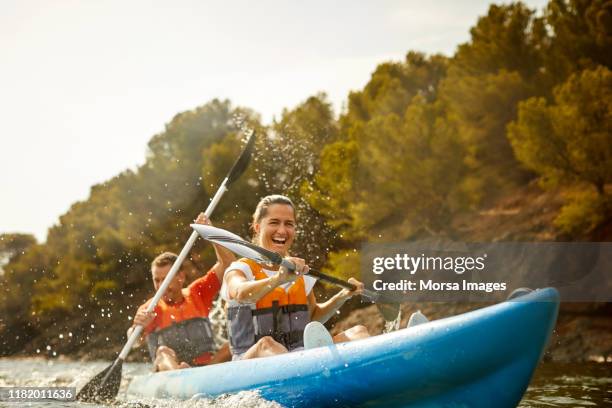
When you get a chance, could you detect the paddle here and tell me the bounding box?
[77,131,256,402]
[191,224,401,321]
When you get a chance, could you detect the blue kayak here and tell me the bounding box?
[127,287,559,407]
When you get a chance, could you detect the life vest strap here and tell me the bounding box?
[146,317,216,365]
[251,303,309,315]
[255,329,304,347]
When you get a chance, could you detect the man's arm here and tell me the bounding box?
[210,242,236,282]
[193,212,235,281]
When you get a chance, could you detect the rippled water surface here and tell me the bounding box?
[519,363,611,407]
[0,358,609,407]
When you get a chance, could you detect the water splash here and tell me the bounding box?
[117,391,283,408]
[384,309,402,333]
[208,296,228,348]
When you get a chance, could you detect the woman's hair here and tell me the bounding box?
[251,194,296,241]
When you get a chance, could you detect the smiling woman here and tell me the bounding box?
[251,195,297,252]
[221,194,370,361]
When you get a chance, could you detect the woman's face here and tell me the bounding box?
[254,204,296,256]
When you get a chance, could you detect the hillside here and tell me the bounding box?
[331,182,612,363]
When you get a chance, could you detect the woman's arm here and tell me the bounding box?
[225,269,285,303]
[225,257,307,303]
[308,278,364,323]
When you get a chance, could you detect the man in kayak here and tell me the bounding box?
[222,194,371,360]
[129,213,235,371]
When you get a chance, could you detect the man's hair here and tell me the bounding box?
[151,251,182,270]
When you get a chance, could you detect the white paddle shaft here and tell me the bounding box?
[118,178,229,359]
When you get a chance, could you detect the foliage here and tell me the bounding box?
[321,250,361,283]
[306,53,455,241]
[542,0,612,84]
[508,65,611,233]
[0,233,36,275]
[554,188,611,234]
[439,3,546,199]
[509,66,612,194]
[344,52,448,123]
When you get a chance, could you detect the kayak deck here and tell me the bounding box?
[127,287,559,407]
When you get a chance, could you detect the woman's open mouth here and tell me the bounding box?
[271,237,287,246]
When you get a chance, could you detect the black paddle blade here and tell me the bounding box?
[226,130,256,186]
[373,292,401,321]
[376,302,401,322]
[76,359,123,402]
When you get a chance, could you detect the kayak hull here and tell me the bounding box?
[127,287,559,407]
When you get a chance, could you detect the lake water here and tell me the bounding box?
[0,358,609,407]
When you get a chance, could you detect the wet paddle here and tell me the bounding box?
[191,224,401,321]
[77,131,256,402]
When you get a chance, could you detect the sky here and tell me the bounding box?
[0,0,548,242]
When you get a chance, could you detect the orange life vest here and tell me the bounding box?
[141,271,220,365]
[227,258,311,355]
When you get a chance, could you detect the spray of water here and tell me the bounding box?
[208,296,228,349]
[384,309,402,333]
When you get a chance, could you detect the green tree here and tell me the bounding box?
[441,70,534,202]
[0,233,36,272]
[452,3,544,80]
[508,65,612,233]
[0,235,45,356]
[345,52,448,124]
[439,3,546,199]
[313,97,466,240]
[307,53,452,240]
[543,0,612,84]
